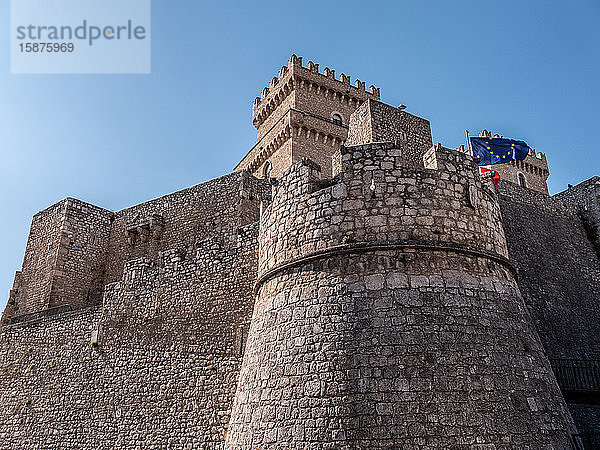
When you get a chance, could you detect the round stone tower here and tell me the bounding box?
[225,142,578,448]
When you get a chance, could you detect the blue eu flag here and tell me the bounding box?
[470,136,530,166]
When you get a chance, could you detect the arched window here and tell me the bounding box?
[263,161,272,180]
[332,114,343,125]
[518,173,527,188]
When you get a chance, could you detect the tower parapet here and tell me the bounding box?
[236,54,382,179]
[252,54,380,125]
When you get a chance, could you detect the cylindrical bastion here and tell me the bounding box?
[225,142,578,448]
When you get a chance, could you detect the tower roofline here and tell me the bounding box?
[253,54,380,108]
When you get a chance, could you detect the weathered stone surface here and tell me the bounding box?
[235,54,380,179]
[0,55,597,449]
[225,141,577,449]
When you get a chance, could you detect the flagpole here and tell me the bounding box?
[465,130,473,157]
[467,130,485,176]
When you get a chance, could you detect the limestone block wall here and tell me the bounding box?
[8,198,113,319]
[346,99,433,168]
[7,201,65,316]
[103,171,268,284]
[0,217,260,449]
[0,309,244,449]
[5,171,270,326]
[0,307,104,448]
[101,223,259,352]
[259,142,508,277]
[554,176,600,257]
[0,170,271,448]
[225,143,578,449]
[497,180,600,446]
[498,180,600,360]
[49,199,114,310]
[293,81,359,129]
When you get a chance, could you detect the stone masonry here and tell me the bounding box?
[1,55,599,449]
[235,54,380,179]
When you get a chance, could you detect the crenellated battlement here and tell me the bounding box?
[253,54,379,106]
[258,140,508,279]
[252,54,380,131]
[239,55,385,180]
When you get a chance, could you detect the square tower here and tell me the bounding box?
[4,198,113,322]
[234,54,381,178]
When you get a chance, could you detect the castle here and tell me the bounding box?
[1,55,599,449]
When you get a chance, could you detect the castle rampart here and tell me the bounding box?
[2,171,271,327]
[225,141,577,448]
[498,180,600,361]
[102,170,268,285]
[258,142,507,277]
[496,180,600,444]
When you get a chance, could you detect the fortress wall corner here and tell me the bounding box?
[0,179,266,448]
[7,198,113,322]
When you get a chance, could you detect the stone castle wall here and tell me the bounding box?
[5,171,270,325]
[6,199,114,319]
[102,171,267,284]
[258,143,507,277]
[497,180,600,445]
[346,99,433,168]
[497,180,600,360]
[0,181,267,448]
[225,143,577,448]
[8,201,66,316]
[554,176,600,257]
[49,199,114,311]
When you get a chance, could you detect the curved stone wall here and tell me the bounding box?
[225,143,578,448]
[258,143,508,277]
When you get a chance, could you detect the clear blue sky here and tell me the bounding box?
[1,0,599,309]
